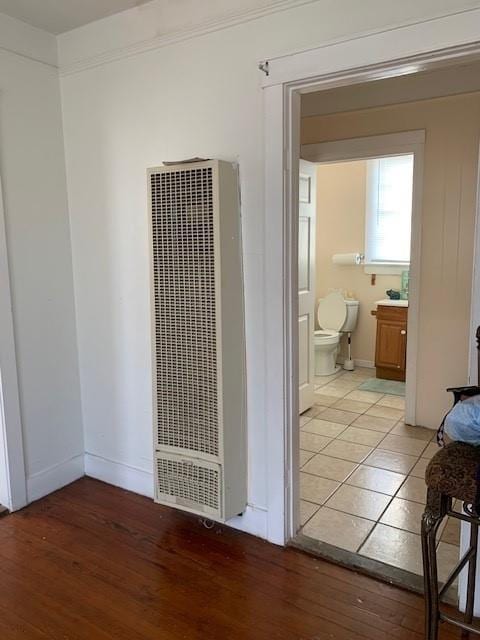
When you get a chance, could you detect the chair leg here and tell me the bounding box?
[463,518,479,639]
[422,490,448,640]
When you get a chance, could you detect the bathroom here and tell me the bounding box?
[297,142,459,581]
[314,156,410,385]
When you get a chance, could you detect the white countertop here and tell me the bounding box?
[376,298,408,307]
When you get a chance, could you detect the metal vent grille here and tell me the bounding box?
[155,453,221,515]
[151,166,218,457]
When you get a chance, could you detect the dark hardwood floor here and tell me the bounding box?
[0,477,462,639]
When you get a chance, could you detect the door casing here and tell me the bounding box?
[0,173,26,511]
[301,130,425,429]
[262,25,480,545]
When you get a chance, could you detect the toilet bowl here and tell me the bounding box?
[314,329,341,376]
[315,292,359,376]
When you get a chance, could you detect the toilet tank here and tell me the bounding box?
[342,300,359,332]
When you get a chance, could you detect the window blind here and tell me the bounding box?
[365,154,414,264]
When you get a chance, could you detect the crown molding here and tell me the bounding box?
[0,10,57,69]
[59,0,319,76]
[0,43,57,69]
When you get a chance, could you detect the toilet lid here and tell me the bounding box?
[317,291,347,331]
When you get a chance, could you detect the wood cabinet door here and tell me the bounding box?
[375,320,407,373]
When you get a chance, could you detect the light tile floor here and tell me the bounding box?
[299,367,461,580]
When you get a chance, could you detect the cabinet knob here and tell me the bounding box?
[400,330,406,335]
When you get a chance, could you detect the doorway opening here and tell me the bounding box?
[296,137,435,583]
[298,130,424,425]
[288,63,480,592]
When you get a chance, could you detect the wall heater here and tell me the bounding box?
[148,159,247,522]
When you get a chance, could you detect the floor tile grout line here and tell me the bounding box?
[301,369,454,565]
[329,416,430,455]
[305,373,414,539]
[356,520,383,555]
[318,403,405,421]
[300,501,323,528]
[325,486,395,524]
[302,457,434,498]
[302,370,460,571]
[304,502,460,550]
[301,454,430,483]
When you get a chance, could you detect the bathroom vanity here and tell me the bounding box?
[372,300,408,381]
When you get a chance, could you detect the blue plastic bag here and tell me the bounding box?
[444,394,480,445]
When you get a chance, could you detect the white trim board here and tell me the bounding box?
[301,131,425,162]
[227,504,268,540]
[0,12,57,68]
[302,131,424,427]
[26,454,84,503]
[57,5,480,78]
[263,18,480,548]
[58,0,319,76]
[0,170,27,511]
[84,452,268,538]
[85,452,154,498]
[261,9,480,88]
[469,143,480,385]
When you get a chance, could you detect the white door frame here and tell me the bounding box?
[301,131,425,427]
[262,10,480,546]
[0,175,27,511]
[469,154,480,385]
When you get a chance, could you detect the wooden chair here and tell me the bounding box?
[422,326,480,638]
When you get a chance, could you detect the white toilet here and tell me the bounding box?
[315,291,359,376]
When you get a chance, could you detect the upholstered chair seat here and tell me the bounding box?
[426,441,480,505]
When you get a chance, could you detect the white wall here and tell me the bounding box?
[58,0,480,541]
[0,17,84,503]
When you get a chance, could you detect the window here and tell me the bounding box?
[365,154,414,265]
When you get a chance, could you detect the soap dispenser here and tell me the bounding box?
[401,270,409,300]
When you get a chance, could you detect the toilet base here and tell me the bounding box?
[316,363,341,377]
[314,345,341,376]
